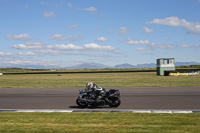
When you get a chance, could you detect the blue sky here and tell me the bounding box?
[0,0,200,68]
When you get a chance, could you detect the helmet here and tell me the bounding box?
[86,82,93,91]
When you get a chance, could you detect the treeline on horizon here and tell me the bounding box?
[0,65,200,73]
[176,65,200,68]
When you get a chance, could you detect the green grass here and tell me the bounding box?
[1,72,199,132]
[0,112,200,132]
[0,72,199,88]
[0,68,156,73]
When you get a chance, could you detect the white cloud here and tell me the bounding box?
[180,44,193,48]
[157,43,176,49]
[77,6,97,14]
[12,44,42,49]
[1,0,8,3]
[26,42,46,46]
[130,40,199,50]
[67,24,79,28]
[118,37,132,42]
[12,42,45,50]
[81,7,97,13]
[195,44,200,50]
[36,49,61,55]
[164,37,170,40]
[6,33,33,40]
[47,43,116,51]
[40,1,48,5]
[44,11,55,18]
[142,27,154,33]
[128,40,154,45]
[147,16,200,35]
[96,37,108,42]
[47,44,82,50]
[99,14,104,17]
[187,24,200,35]
[18,52,35,56]
[0,52,12,57]
[147,16,189,26]
[49,34,68,40]
[67,3,73,8]
[127,39,178,50]
[67,35,83,41]
[23,4,29,8]
[136,47,152,51]
[8,60,33,65]
[83,43,115,51]
[3,59,59,66]
[49,34,83,41]
[108,30,114,33]
[119,27,128,35]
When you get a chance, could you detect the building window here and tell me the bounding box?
[169,59,173,64]
[163,59,173,64]
[164,59,169,64]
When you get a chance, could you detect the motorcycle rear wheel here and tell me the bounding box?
[76,99,88,108]
[109,97,121,107]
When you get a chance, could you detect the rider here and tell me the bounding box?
[85,82,106,101]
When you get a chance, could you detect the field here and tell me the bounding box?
[1,70,200,132]
[0,72,199,88]
[0,112,200,132]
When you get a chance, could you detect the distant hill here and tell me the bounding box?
[113,63,156,69]
[175,62,200,66]
[114,63,136,69]
[1,62,200,69]
[135,63,156,68]
[65,62,200,69]
[65,63,110,69]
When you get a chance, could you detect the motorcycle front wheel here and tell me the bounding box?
[76,98,88,108]
[109,97,121,107]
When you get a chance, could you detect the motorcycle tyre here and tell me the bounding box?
[76,98,88,108]
[109,97,121,107]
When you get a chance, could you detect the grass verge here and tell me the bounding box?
[0,112,200,132]
[0,72,199,88]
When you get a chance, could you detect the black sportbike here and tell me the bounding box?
[76,88,121,108]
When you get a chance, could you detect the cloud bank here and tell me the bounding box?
[147,16,200,35]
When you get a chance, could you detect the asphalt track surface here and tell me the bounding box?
[0,87,200,110]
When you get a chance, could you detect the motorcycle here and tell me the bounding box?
[76,88,121,108]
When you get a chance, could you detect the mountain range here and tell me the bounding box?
[65,62,200,69]
[3,62,200,69]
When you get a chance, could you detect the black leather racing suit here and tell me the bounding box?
[91,84,106,101]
